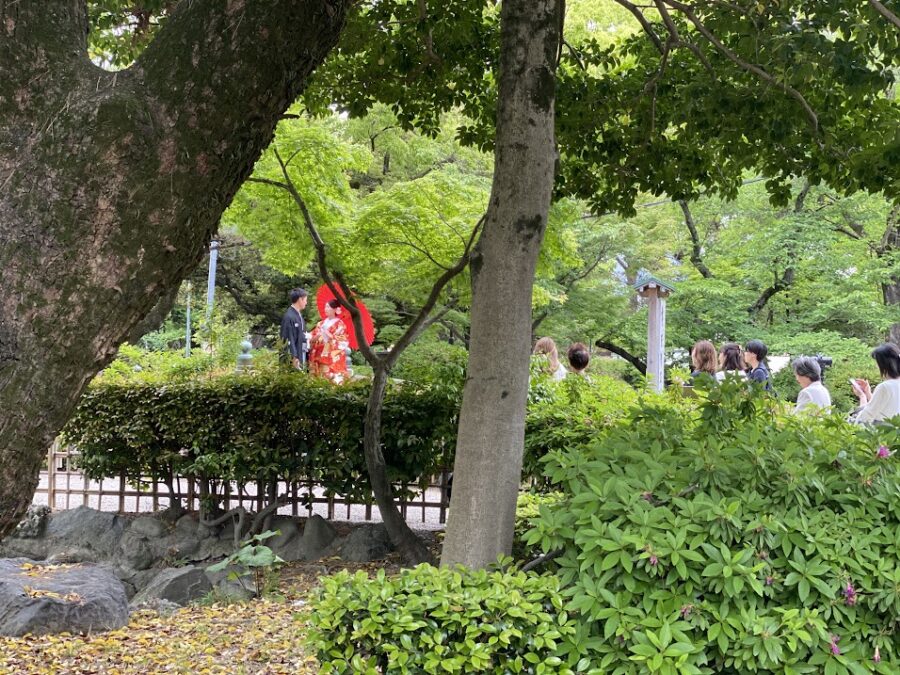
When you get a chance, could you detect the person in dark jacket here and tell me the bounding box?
[744,339,772,391]
[280,288,308,369]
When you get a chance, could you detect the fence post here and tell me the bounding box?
[46,440,57,511]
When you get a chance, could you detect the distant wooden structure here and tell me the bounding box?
[634,275,675,392]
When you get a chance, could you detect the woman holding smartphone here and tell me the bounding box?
[851,343,900,423]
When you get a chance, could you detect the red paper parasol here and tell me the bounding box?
[315,284,375,350]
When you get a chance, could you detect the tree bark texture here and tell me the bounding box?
[441,0,559,569]
[0,0,351,539]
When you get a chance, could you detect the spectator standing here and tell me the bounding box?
[715,342,747,382]
[745,339,773,391]
[852,343,900,423]
[533,337,568,381]
[567,342,591,378]
[792,357,831,414]
[690,340,717,381]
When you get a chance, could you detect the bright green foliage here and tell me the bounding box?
[514,491,565,561]
[525,374,638,484]
[308,565,578,674]
[87,0,174,68]
[64,373,460,504]
[226,117,371,276]
[207,530,284,598]
[524,381,900,673]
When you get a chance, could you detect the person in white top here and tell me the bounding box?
[851,343,900,424]
[715,342,748,382]
[533,337,568,382]
[791,356,831,414]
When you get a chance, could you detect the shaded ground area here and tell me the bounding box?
[0,550,426,674]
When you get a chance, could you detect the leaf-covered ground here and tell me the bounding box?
[0,559,397,675]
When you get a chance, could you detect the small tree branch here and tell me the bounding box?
[610,0,665,53]
[870,0,900,30]
[520,548,563,572]
[678,200,713,278]
[383,216,484,369]
[747,267,794,316]
[660,0,820,136]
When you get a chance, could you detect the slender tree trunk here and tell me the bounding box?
[441,0,560,569]
[0,0,351,540]
[365,366,433,564]
[880,204,900,345]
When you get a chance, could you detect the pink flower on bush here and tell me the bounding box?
[874,646,881,663]
[876,445,893,459]
[649,554,658,567]
[830,635,841,656]
[844,581,857,606]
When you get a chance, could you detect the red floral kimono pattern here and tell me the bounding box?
[309,318,350,384]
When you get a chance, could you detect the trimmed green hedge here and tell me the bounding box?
[64,373,460,504]
[309,565,578,674]
[64,370,635,506]
[526,379,900,673]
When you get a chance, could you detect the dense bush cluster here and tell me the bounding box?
[524,380,900,673]
[309,565,578,674]
[64,373,460,506]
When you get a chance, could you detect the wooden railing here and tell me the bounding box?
[35,441,451,526]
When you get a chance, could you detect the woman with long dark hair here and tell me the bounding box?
[715,342,747,382]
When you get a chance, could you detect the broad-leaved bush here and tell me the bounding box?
[525,379,900,673]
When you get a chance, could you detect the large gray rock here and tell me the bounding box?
[268,517,300,550]
[129,517,167,539]
[117,531,156,572]
[131,566,212,607]
[276,515,339,562]
[44,507,125,558]
[0,558,128,636]
[339,524,393,562]
[302,515,337,552]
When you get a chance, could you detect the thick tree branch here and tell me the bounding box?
[747,267,795,316]
[595,339,647,374]
[678,200,713,278]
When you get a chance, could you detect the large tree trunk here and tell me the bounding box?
[0,0,351,539]
[441,0,559,569]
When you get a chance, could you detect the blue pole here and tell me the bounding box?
[206,240,219,324]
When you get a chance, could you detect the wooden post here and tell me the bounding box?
[634,276,674,393]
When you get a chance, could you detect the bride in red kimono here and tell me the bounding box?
[309,299,350,384]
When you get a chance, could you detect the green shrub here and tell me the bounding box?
[64,373,460,506]
[524,374,638,483]
[514,491,565,561]
[309,565,578,674]
[525,380,900,673]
